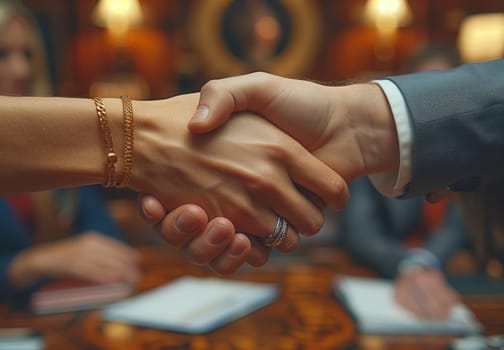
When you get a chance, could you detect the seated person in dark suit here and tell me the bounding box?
[340,176,469,320]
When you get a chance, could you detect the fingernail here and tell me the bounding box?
[207,226,229,245]
[230,238,248,257]
[140,205,151,220]
[191,105,209,124]
[175,211,201,235]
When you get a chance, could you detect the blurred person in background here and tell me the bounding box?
[339,43,468,320]
[0,0,139,298]
[340,177,469,320]
[403,42,461,73]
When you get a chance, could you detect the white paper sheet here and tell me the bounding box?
[334,276,482,335]
[103,276,278,334]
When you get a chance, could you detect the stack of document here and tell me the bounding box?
[334,276,482,335]
[103,276,278,334]
[31,279,134,315]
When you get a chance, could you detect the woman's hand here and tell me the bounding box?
[141,197,252,274]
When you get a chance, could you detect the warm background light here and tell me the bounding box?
[458,13,504,63]
[364,0,413,62]
[92,0,143,39]
[365,0,412,35]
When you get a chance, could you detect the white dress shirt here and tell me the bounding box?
[370,81,442,269]
[368,80,414,197]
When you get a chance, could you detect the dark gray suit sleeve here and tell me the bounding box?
[386,59,504,197]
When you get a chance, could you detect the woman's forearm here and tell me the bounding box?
[0,94,344,245]
[0,96,123,194]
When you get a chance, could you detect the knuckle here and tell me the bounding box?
[249,71,270,80]
[201,79,221,94]
[326,176,349,209]
[264,137,290,158]
[246,166,280,195]
[278,234,300,253]
[303,212,324,236]
[201,78,240,111]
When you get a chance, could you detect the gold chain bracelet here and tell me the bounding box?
[94,97,117,187]
[118,96,134,188]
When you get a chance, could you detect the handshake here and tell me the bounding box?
[3,59,502,274]
[137,72,400,274]
[139,58,504,274]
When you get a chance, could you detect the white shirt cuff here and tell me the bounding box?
[368,79,414,197]
[398,248,441,274]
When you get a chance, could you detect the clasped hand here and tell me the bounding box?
[137,73,398,274]
[129,92,349,273]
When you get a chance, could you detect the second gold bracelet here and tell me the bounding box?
[118,96,134,188]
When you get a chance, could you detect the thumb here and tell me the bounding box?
[138,193,166,223]
[188,91,237,134]
[188,72,277,133]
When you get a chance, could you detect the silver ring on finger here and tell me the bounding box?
[261,216,288,248]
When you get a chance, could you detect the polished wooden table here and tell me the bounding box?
[1,245,503,350]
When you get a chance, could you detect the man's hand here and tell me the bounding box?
[189,72,399,183]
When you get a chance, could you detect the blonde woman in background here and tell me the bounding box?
[0,0,49,96]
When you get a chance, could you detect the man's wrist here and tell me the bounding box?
[398,248,441,275]
[345,83,400,176]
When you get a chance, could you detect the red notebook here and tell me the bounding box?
[30,279,134,315]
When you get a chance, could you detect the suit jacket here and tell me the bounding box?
[0,185,122,295]
[386,58,504,197]
[340,177,469,278]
